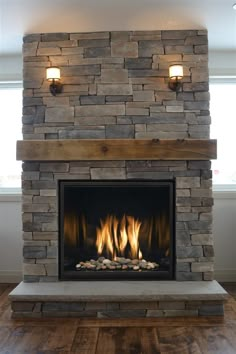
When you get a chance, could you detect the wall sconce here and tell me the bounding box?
[168,64,183,92]
[46,67,63,96]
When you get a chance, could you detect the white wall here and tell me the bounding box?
[209,51,236,77]
[0,195,22,282]
[0,55,22,82]
[213,192,236,282]
[0,193,235,283]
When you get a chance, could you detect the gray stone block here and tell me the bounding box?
[59,129,105,139]
[22,163,40,172]
[101,69,128,83]
[97,310,146,318]
[84,47,111,58]
[177,246,203,258]
[161,30,197,39]
[11,301,35,312]
[192,262,214,272]
[75,104,125,116]
[159,301,185,310]
[199,304,224,316]
[184,101,209,110]
[191,189,212,198]
[23,42,38,56]
[75,116,116,125]
[71,32,109,40]
[191,234,213,246]
[146,123,187,132]
[23,97,43,107]
[23,34,41,43]
[23,275,41,282]
[39,172,53,181]
[43,302,86,312]
[183,82,209,92]
[80,95,105,105]
[176,263,190,272]
[98,84,132,96]
[33,232,57,241]
[176,272,202,281]
[79,39,110,47]
[119,302,158,310]
[165,45,193,54]
[91,168,126,180]
[194,45,208,54]
[24,263,46,276]
[128,69,164,78]
[23,246,46,259]
[105,125,134,138]
[188,220,212,231]
[189,125,210,138]
[176,230,191,246]
[41,33,69,41]
[138,41,164,56]
[188,161,211,170]
[110,31,130,41]
[176,177,200,189]
[133,90,155,101]
[106,95,132,102]
[202,198,214,207]
[45,107,74,123]
[125,58,152,69]
[40,163,69,173]
[127,171,174,179]
[203,245,215,257]
[45,263,58,276]
[47,246,58,258]
[185,36,208,45]
[111,41,138,57]
[33,214,57,224]
[61,65,101,76]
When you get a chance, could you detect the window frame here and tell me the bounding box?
[210,76,236,192]
[0,81,23,196]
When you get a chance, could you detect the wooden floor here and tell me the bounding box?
[0,283,236,353]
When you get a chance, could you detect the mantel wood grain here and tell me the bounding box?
[16,139,217,161]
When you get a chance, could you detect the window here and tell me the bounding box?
[0,83,22,193]
[210,78,236,189]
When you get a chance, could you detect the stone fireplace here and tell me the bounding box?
[9,30,228,317]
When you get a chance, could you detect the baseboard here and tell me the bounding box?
[214,269,236,282]
[0,271,22,283]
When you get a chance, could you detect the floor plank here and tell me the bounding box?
[96,327,143,354]
[0,282,236,354]
[71,327,99,354]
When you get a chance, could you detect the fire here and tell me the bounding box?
[64,211,170,261]
[96,214,142,260]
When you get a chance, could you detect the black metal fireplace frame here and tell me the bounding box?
[58,180,176,281]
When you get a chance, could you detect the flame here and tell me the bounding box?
[96,214,142,259]
[64,211,170,260]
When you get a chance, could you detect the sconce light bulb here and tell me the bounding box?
[46,67,62,96]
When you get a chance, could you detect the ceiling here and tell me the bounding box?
[0,0,236,56]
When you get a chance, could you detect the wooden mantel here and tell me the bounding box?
[17,139,216,161]
[16,139,217,161]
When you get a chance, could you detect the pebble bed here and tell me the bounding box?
[76,256,159,271]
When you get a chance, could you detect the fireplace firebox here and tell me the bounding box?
[59,180,175,280]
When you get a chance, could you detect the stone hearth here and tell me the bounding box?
[9,281,228,318]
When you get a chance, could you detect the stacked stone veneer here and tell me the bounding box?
[22,30,214,282]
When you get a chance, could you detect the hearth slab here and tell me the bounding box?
[9,280,228,302]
